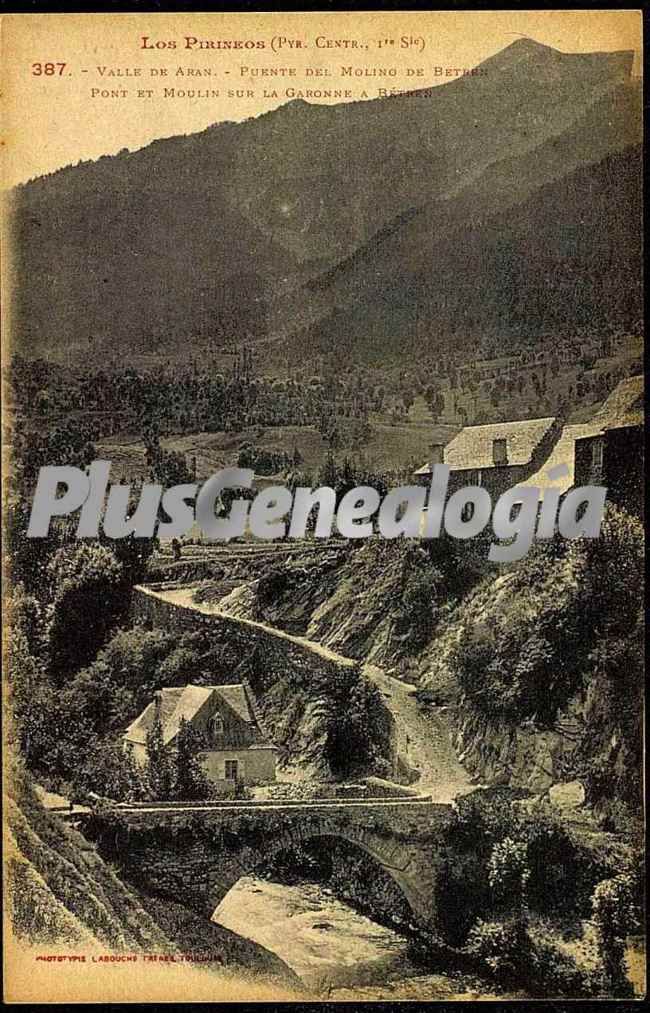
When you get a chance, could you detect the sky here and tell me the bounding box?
[1,10,642,187]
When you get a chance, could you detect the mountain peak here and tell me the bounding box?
[10,34,640,365]
[480,36,634,82]
[483,37,558,69]
[504,37,554,55]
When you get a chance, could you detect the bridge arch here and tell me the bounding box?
[88,801,448,931]
[205,823,421,928]
[195,815,438,929]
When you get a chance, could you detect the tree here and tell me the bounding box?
[6,588,56,769]
[592,874,637,997]
[173,717,211,800]
[143,429,194,487]
[46,543,124,681]
[145,711,174,801]
[327,676,390,779]
[488,837,530,913]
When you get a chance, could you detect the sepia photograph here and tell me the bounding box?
[1,9,644,1003]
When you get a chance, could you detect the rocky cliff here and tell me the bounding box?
[196,506,643,809]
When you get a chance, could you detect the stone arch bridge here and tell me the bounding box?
[87,797,452,929]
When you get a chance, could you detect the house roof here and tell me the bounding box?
[212,684,253,725]
[124,683,257,748]
[518,375,643,495]
[415,417,556,475]
[592,374,643,431]
[518,422,600,494]
[162,685,217,746]
[415,376,643,482]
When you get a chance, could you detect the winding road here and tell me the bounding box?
[152,585,473,804]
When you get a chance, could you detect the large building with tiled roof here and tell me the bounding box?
[574,374,644,517]
[415,373,643,515]
[415,415,564,497]
[520,374,644,516]
[124,683,277,787]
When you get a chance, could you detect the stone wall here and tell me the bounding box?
[130,586,357,697]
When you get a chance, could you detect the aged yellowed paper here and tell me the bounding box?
[2,9,644,1004]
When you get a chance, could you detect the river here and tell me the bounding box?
[213,876,508,1000]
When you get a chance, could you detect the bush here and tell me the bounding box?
[526,936,598,997]
[452,507,644,734]
[69,739,146,802]
[396,569,442,649]
[435,790,523,944]
[325,674,393,779]
[523,806,585,916]
[46,544,124,680]
[466,917,598,997]
[488,837,529,910]
[434,790,626,952]
[591,874,639,997]
[466,917,531,983]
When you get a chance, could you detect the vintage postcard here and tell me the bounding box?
[1,9,644,1004]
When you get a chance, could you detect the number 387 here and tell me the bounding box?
[31,62,67,76]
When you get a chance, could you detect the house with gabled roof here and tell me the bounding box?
[573,374,643,517]
[414,415,564,498]
[519,374,644,516]
[124,683,277,787]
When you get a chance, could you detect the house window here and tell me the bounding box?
[225,759,239,781]
[208,713,224,745]
[493,438,508,466]
[592,439,604,474]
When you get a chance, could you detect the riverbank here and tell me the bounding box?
[213,876,520,1000]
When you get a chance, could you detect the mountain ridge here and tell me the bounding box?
[271,79,641,350]
[8,39,640,366]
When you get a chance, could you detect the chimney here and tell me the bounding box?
[493,438,508,466]
[430,443,445,466]
[153,690,162,718]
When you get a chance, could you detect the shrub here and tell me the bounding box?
[46,544,124,680]
[592,874,639,997]
[523,806,584,915]
[526,937,598,998]
[70,738,147,802]
[173,717,213,801]
[325,674,393,779]
[466,917,531,983]
[488,837,529,910]
[435,790,524,945]
[452,506,644,737]
[434,790,627,953]
[466,917,597,997]
[395,569,443,648]
[435,847,493,946]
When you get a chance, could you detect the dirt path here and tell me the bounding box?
[363,665,473,803]
[150,585,473,802]
[153,586,356,666]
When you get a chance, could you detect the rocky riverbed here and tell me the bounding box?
[213,876,515,1000]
